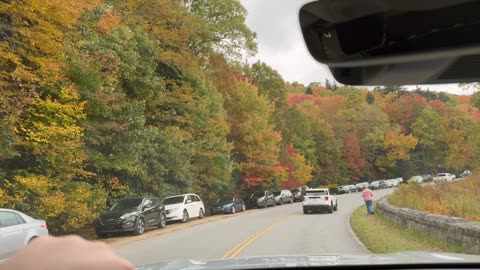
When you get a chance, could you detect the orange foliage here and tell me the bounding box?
[95,12,122,34]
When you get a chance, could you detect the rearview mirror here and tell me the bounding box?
[299,0,480,85]
[185,199,192,204]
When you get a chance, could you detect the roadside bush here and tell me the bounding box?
[0,175,108,234]
[389,176,480,221]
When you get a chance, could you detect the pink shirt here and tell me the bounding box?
[362,188,374,201]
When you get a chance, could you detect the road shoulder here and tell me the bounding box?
[349,204,464,254]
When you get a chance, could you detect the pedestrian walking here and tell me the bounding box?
[362,186,374,214]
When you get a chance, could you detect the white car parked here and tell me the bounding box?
[388,179,399,187]
[302,188,337,214]
[408,175,423,184]
[0,209,49,260]
[163,194,205,223]
[433,173,456,182]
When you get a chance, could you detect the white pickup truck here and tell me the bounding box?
[433,173,456,182]
[302,188,338,214]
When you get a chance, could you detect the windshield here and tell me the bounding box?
[3,0,479,267]
[217,197,233,204]
[163,196,185,205]
[110,198,143,211]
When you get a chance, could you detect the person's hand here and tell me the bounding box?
[0,235,134,270]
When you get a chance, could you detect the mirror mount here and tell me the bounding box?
[300,0,480,85]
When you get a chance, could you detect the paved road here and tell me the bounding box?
[115,188,393,265]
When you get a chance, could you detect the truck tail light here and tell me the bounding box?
[324,196,329,201]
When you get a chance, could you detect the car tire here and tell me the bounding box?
[27,236,38,244]
[199,208,204,219]
[263,201,267,208]
[334,202,338,211]
[328,203,333,214]
[231,206,236,214]
[290,198,293,204]
[133,217,145,235]
[158,213,167,228]
[303,207,308,214]
[279,199,283,205]
[182,210,189,223]
[96,233,107,239]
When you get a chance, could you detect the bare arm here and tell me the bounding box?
[0,236,134,270]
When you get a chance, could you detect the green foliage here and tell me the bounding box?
[1,0,480,237]
[183,0,257,59]
[366,92,375,104]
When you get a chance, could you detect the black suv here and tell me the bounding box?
[94,197,166,238]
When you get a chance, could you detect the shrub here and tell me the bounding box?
[389,176,480,221]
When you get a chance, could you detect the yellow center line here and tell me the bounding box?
[222,215,297,259]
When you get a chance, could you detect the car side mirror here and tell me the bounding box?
[186,199,192,204]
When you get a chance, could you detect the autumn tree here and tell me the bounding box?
[412,107,448,173]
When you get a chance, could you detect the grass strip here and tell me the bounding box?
[350,204,464,254]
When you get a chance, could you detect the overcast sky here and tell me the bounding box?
[240,0,473,95]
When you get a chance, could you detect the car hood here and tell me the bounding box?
[100,208,139,219]
[165,203,184,211]
[136,252,480,270]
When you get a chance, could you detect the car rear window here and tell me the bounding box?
[306,190,326,195]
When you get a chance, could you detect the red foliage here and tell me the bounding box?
[285,144,298,156]
[343,134,365,180]
[282,179,299,189]
[468,111,480,121]
[385,94,428,128]
[287,94,321,106]
[428,100,446,115]
[311,86,328,96]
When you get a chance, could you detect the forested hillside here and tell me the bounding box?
[1,0,480,235]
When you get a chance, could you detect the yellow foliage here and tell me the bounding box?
[384,129,417,161]
[292,153,313,186]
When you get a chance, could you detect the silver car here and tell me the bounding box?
[0,208,49,260]
[273,190,294,205]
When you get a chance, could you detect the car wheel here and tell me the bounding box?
[279,199,283,205]
[328,203,333,214]
[158,213,167,228]
[96,233,107,239]
[27,237,38,244]
[231,206,236,214]
[303,207,308,214]
[272,201,276,207]
[182,210,189,223]
[334,201,338,211]
[134,217,145,235]
[199,208,204,219]
[242,204,246,212]
[263,201,267,208]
